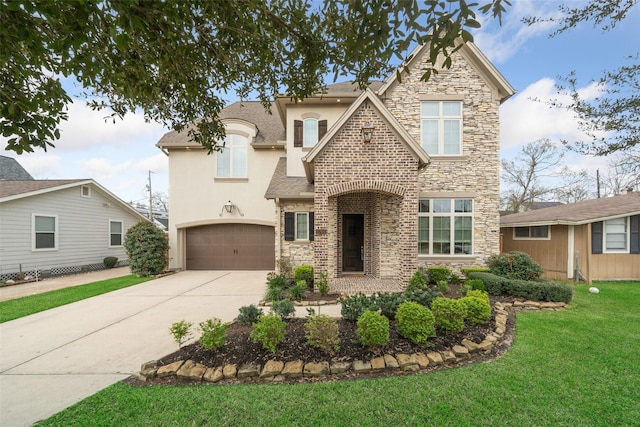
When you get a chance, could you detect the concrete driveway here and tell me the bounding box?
[0,270,268,427]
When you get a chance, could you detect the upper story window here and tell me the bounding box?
[294,119,327,148]
[110,220,123,247]
[33,214,57,251]
[217,134,247,178]
[418,199,473,255]
[514,226,550,240]
[421,101,462,155]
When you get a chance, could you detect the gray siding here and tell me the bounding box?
[0,184,144,276]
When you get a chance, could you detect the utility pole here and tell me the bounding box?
[147,170,154,221]
[596,169,601,198]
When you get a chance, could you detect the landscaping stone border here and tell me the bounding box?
[137,300,566,384]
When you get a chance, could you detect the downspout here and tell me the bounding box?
[275,198,281,271]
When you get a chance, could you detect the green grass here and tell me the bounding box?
[0,275,152,323]
[39,281,640,426]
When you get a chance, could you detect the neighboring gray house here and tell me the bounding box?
[0,179,149,281]
[0,155,34,180]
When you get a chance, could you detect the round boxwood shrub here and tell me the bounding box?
[250,313,286,354]
[395,301,436,344]
[431,297,467,333]
[124,221,168,277]
[488,251,543,281]
[103,256,118,269]
[461,293,491,324]
[236,304,263,325]
[356,310,389,347]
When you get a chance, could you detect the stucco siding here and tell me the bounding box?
[0,185,142,276]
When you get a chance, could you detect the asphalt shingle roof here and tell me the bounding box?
[264,158,314,200]
[0,156,34,180]
[0,180,87,199]
[500,192,640,226]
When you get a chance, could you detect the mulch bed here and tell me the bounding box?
[128,287,517,387]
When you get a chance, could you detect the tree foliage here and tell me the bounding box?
[525,1,639,155]
[1,0,510,154]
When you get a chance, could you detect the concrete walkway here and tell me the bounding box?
[0,271,271,427]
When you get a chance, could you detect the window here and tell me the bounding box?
[81,185,91,197]
[418,199,472,255]
[420,101,462,155]
[110,221,123,246]
[605,217,627,251]
[284,212,314,241]
[33,215,57,250]
[294,119,327,148]
[514,226,550,239]
[217,134,247,178]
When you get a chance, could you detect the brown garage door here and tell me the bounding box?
[186,224,275,270]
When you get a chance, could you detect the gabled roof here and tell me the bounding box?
[0,179,149,222]
[376,41,515,103]
[302,88,430,181]
[156,101,285,148]
[0,156,34,180]
[264,157,314,200]
[500,192,640,227]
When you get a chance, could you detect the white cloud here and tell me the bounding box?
[474,0,562,63]
[499,77,604,150]
[76,157,133,181]
[11,154,64,179]
[134,153,168,175]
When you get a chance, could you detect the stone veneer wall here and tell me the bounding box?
[382,48,502,271]
[278,200,314,268]
[313,102,419,282]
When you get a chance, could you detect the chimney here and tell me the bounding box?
[620,187,633,195]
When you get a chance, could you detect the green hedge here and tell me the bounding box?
[467,272,572,303]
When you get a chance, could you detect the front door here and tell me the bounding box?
[343,214,364,272]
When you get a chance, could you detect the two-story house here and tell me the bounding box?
[157,41,514,283]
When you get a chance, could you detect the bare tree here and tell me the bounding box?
[599,149,640,196]
[501,139,591,212]
[152,192,169,213]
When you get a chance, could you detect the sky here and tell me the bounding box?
[2,0,639,206]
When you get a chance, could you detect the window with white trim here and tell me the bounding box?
[303,119,318,147]
[604,217,627,252]
[110,221,123,247]
[33,215,57,250]
[81,185,91,197]
[420,101,462,155]
[418,199,472,255]
[514,226,549,239]
[216,134,247,178]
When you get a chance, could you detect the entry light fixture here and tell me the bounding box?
[361,122,375,143]
[220,200,244,216]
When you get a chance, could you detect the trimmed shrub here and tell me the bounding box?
[427,266,451,285]
[461,293,491,324]
[271,299,295,318]
[276,258,294,282]
[465,289,490,303]
[467,272,573,303]
[356,310,389,347]
[395,301,436,344]
[431,297,467,333]
[488,251,543,281]
[293,265,314,285]
[103,256,118,269]
[169,320,192,348]
[340,293,378,322]
[449,273,462,285]
[437,280,449,294]
[462,279,485,296]
[306,314,340,355]
[317,271,330,296]
[236,305,263,325]
[289,280,308,301]
[250,313,286,354]
[199,318,227,350]
[460,267,490,277]
[408,270,427,287]
[124,221,168,276]
[375,292,405,320]
[404,283,437,308]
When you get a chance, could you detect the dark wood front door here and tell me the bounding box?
[343,214,364,272]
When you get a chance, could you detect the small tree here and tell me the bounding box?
[124,221,168,277]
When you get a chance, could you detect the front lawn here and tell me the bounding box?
[0,275,152,323]
[39,281,640,426]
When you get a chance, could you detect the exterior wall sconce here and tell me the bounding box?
[361,122,375,143]
[220,200,244,216]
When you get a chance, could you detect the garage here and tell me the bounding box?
[186,224,275,270]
